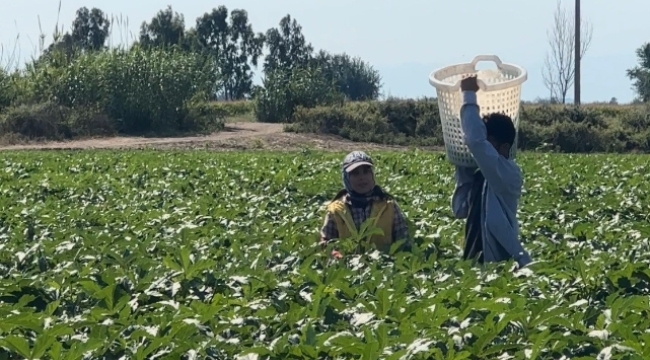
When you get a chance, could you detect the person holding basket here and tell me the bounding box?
[451,75,532,269]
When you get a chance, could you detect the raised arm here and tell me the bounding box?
[460,91,522,197]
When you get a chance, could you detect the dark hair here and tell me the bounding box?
[483,112,516,146]
[331,186,394,202]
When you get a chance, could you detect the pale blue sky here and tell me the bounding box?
[2,1,648,103]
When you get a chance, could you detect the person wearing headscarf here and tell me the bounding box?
[319,151,410,258]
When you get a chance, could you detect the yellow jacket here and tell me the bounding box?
[326,197,395,253]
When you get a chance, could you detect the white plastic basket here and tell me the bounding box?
[428,55,528,167]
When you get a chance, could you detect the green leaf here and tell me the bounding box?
[32,334,56,359]
[0,336,31,359]
[45,299,61,316]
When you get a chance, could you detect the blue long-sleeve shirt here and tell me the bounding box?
[451,91,532,268]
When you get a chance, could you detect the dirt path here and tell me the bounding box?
[0,122,283,150]
[0,122,441,152]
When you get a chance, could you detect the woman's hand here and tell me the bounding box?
[320,239,342,259]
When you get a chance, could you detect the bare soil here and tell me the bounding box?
[0,122,442,152]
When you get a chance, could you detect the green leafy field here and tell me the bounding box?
[1,150,649,359]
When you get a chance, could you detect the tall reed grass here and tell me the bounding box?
[0,1,225,139]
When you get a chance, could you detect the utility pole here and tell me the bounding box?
[574,0,581,105]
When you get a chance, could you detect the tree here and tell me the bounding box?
[195,6,265,100]
[626,43,650,102]
[542,0,592,104]
[263,15,313,75]
[139,6,186,49]
[38,7,110,65]
[69,7,110,51]
[310,50,382,101]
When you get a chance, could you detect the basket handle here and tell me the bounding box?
[470,55,503,70]
[429,54,526,92]
[456,55,502,90]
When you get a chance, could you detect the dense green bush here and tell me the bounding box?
[288,98,442,146]
[47,46,219,132]
[254,66,344,123]
[0,46,224,138]
[0,102,115,141]
[0,70,25,114]
[202,101,254,117]
[286,100,650,153]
